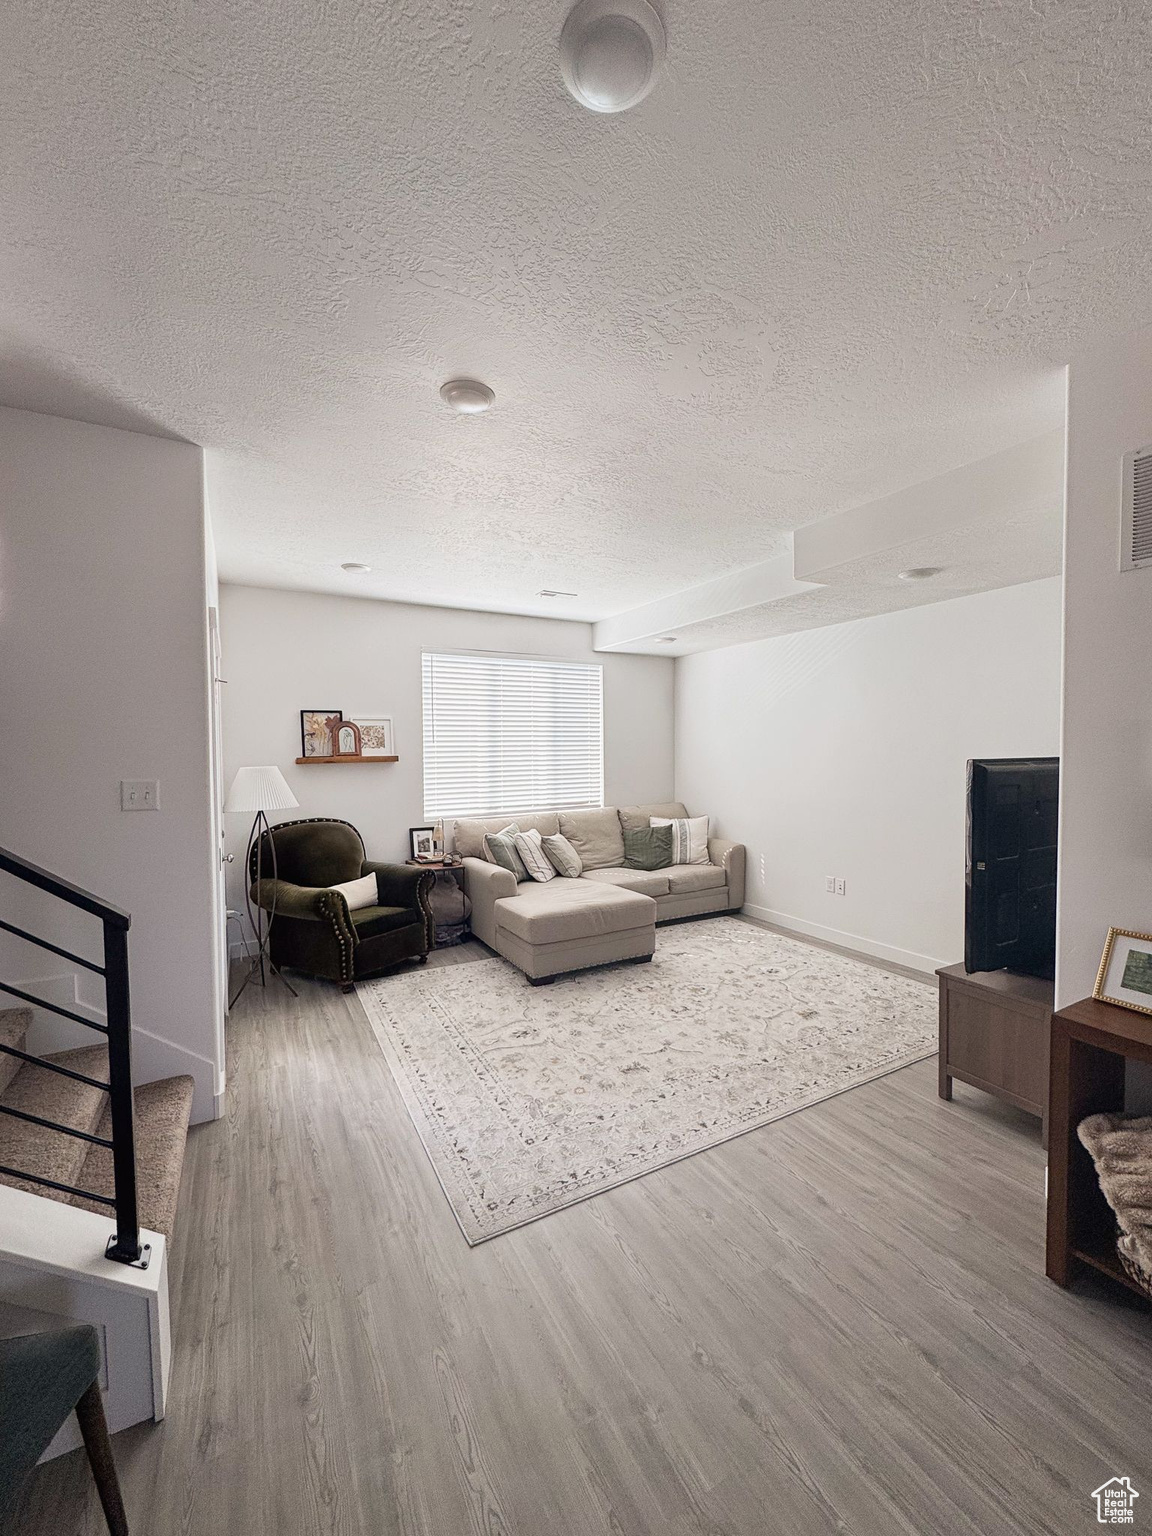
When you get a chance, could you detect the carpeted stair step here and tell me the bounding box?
[0,1009,32,1097]
[69,1075,195,1237]
[0,1045,109,1198]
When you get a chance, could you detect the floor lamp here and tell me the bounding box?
[225,765,300,1008]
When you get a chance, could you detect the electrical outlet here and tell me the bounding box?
[120,780,159,811]
[835,877,846,896]
[825,876,836,893]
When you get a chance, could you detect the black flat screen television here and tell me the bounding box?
[965,757,1059,979]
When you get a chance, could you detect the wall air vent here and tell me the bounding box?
[1121,445,1152,570]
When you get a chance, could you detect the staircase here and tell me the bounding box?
[0,1008,193,1238]
[0,845,198,1456]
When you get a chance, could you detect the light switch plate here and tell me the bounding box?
[120,780,159,811]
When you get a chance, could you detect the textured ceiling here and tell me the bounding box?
[2,1,1148,625]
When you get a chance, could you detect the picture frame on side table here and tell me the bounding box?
[300,709,341,758]
[353,716,395,757]
[409,826,436,861]
[1094,927,1152,1017]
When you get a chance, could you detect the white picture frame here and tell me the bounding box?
[351,715,395,757]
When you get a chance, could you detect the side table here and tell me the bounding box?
[407,859,471,947]
[1046,994,1152,1295]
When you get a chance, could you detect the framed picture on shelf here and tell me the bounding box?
[352,716,395,757]
[332,720,362,757]
[300,709,341,758]
[1094,928,1152,1016]
[409,826,436,861]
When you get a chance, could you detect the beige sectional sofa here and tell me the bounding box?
[455,802,745,983]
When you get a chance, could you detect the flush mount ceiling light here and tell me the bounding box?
[898,566,943,581]
[341,562,372,573]
[440,378,495,414]
[560,0,666,114]
[655,635,677,643]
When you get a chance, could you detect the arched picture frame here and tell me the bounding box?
[333,721,362,758]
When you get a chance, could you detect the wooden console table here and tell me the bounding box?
[1046,996,1152,1295]
[937,963,1054,1143]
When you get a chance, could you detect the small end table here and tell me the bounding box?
[407,859,471,947]
[1046,994,1152,1295]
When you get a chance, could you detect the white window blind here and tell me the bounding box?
[422,651,604,819]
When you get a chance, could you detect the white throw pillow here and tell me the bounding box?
[651,814,710,866]
[328,873,378,911]
[513,827,556,883]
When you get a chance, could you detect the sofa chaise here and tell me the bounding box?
[457,801,745,983]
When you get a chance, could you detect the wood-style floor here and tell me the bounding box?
[15,934,1152,1535]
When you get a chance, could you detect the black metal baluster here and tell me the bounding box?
[101,918,146,1267]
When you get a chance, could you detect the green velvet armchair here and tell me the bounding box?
[250,818,433,990]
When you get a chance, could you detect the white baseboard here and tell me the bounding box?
[741,904,945,980]
[18,973,218,1125]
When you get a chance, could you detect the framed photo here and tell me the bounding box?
[409,826,436,861]
[352,715,395,757]
[1094,928,1152,1016]
[332,721,362,757]
[300,709,341,758]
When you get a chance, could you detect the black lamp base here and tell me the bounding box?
[228,810,298,1010]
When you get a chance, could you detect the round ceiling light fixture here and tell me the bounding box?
[341,562,372,573]
[559,0,666,114]
[440,378,495,414]
[655,635,677,644]
[898,566,943,581]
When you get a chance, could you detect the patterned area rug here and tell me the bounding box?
[360,918,936,1243]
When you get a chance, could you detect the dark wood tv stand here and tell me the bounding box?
[937,963,1054,1144]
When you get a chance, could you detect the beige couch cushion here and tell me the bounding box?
[617,801,689,833]
[495,878,654,945]
[580,867,671,898]
[453,812,559,860]
[558,807,625,870]
[666,863,727,894]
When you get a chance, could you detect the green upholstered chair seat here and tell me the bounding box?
[350,904,419,939]
[250,818,433,986]
[0,1325,101,1526]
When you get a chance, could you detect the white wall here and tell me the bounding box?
[0,407,222,1123]
[676,578,1063,974]
[1058,333,1152,1010]
[219,585,675,903]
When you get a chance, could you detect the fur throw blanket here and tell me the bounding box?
[1077,1113,1152,1295]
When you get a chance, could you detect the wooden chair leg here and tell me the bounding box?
[75,1381,129,1536]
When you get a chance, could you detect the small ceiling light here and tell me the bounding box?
[341,562,372,573]
[898,567,943,581]
[440,378,495,414]
[655,635,677,643]
[560,0,666,114]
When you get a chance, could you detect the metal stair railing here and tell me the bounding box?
[0,847,147,1268]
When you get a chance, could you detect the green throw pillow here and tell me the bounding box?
[483,825,528,882]
[623,824,673,871]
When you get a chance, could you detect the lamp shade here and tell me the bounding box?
[223,765,299,815]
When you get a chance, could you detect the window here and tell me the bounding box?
[422,651,604,819]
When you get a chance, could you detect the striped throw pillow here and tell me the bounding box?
[483,825,528,882]
[651,814,710,866]
[513,827,556,883]
[542,832,583,878]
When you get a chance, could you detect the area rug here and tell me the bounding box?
[359,917,936,1243]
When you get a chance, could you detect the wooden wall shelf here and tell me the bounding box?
[294,756,399,765]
